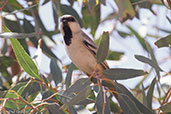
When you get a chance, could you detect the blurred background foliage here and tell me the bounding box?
[0,0,171,113]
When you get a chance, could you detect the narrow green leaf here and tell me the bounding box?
[117,30,130,38]
[42,91,57,103]
[66,78,90,93]
[2,0,31,15]
[114,0,135,22]
[5,92,26,110]
[27,91,40,102]
[99,0,106,5]
[22,18,38,47]
[101,12,119,23]
[11,82,27,92]
[103,68,146,80]
[96,87,111,114]
[10,39,40,79]
[47,104,66,114]
[77,98,94,105]
[127,25,148,51]
[65,63,75,88]
[107,51,124,60]
[41,40,60,60]
[0,56,14,70]
[96,32,109,64]
[68,106,78,114]
[42,0,50,5]
[1,39,8,54]
[166,16,171,24]
[145,42,161,79]
[160,103,171,113]
[158,28,171,34]
[21,82,40,98]
[118,93,141,114]
[66,85,91,106]
[0,91,7,98]
[109,99,120,113]
[52,4,59,31]
[67,0,77,6]
[142,84,147,106]
[50,58,62,85]
[4,19,30,54]
[82,2,100,36]
[135,55,163,72]
[115,83,154,114]
[58,90,74,104]
[147,78,156,109]
[155,35,171,48]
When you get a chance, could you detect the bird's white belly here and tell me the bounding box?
[66,42,97,75]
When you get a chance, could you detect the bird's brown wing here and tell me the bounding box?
[81,32,109,70]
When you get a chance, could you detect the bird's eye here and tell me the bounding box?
[68,17,76,22]
[61,16,76,23]
[61,18,66,23]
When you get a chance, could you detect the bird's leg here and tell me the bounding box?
[89,64,98,79]
[102,85,107,114]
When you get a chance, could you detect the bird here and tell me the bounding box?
[60,15,109,79]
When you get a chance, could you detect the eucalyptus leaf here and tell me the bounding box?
[66,85,91,106]
[118,93,141,114]
[4,19,30,54]
[142,84,147,106]
[155,35,171,48]
[103,68,146,80]
[107,51,124,60]
[160,103,171,113]
[115,83,154,114]
[50,58,62,85]
[166,16,171,24]
[0,56,14,70]
[77,98,94,105]
[109,99,120,113]
[147,78,156,109]
[47,103,66,114]
[82,2,100,36]
[58,90,74,104]
[96,32,109,64]
[127,25,148,51]
[135,55,163,72]
[42,0,50,5]
[10,39,40,79]
[66,78,90,93]
[65,63,75,88]
[114,0,135,22]
[69,106,78,114]
[95,87,110,114]
[5,92,26,110]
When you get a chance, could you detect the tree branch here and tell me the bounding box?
[0,32,37,39]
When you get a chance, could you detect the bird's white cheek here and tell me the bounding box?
[69,22,81,33]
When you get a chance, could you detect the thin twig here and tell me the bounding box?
[0,0,9,10]
[132,0,147,5]
[0,32,37,39]
[30,5,40,39]
[2,3,38,17]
